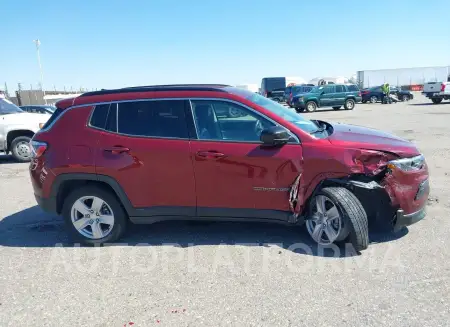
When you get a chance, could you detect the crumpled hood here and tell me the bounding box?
[328,122,420,157]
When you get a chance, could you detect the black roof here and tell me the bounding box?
[80,84,231,97]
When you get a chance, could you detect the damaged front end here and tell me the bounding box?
[289,149,430,230]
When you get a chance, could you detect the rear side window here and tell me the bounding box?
[335,85,345,92]
[346,85,359,91]
[90,104,110,129]
[117,100,188,138]
[41,107,64,129]
[304,87,312,92]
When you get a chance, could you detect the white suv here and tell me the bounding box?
[0,96,50,162]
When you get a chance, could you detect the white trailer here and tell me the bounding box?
[357,66,450,88]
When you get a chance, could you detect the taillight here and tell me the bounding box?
[31,140,48,158]
[441,84,446,92]
[289,93,293,101]
[358,92,362,96]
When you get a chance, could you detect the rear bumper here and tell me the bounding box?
[34,193,57,214]
[394,206,426,232]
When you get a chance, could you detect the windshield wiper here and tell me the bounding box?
[310,126,326,135]
[310,120,327,134]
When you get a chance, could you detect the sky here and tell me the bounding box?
[1,0,449,92]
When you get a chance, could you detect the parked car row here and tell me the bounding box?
[20,105,56,114]
[361,86,413,103]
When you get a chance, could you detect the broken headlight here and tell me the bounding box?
[387,154,425,172]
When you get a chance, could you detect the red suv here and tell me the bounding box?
[29,85,429,251]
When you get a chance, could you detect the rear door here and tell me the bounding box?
[334,85,346,105]
[94,100,197,216]
[188,99,303,221]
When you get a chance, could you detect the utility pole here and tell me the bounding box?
[33,39,47,104]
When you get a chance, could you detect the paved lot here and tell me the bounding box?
[1,95,450,327]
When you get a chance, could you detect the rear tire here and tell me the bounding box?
[332,106,341,110]
[370,96,378,103]
[432,98,443,104]
[305,101,317,112]
[402,95,409,101]
[307,187,369,251]
[344,99,355,110]
[11,136,33,162]
[62,186,128,245]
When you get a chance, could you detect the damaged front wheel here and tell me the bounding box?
[306,187,369,251]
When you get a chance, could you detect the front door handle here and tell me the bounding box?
[196,151,226,159]
[104,146,130,154]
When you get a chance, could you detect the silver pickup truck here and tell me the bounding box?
[0,96,50,162]
[422,78,450,104]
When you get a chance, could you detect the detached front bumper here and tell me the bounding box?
[394,206,426,232]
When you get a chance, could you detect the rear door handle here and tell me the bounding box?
[104,146,130,154]
[196,151,226,159]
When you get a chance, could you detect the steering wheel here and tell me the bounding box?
[254,120,264,136]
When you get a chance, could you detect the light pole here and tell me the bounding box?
[33,39,47,104]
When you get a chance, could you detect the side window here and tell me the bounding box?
[117,100,188,138]
[323,86,335,94]
[335,85,345,93]
[90,104,110,129]
[191,100,275,142]
[347,85,358,91]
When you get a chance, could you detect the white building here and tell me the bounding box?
[308,76,350,86]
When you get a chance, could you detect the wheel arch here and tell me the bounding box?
[51,173,134,216]
[6,129,35,151]
[301,174,394,224]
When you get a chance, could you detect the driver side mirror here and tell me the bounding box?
[260,126,290,146]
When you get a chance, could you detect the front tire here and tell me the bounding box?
[370,96,378,103]
[62,186,127,245]
[306,187,369,251]
[344,99,355,110]
[11,136,33,162]
[432,98,443,104]
[402,95,409,101]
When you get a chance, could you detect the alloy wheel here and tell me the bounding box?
[70,196,115,239]
[306,195,347,245]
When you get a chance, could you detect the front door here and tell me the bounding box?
[95,100,197,216]
[319,85,336,107]
[189,99,303,221]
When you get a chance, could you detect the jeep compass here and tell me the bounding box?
[29,84,429,251]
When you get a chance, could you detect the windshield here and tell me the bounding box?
[0,98,24,114]
[226,87,320,133]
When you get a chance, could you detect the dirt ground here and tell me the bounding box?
[1,94,449,327]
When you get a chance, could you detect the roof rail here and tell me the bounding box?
[80,84,231,97]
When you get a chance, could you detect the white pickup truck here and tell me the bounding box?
[0,96,50,162]
[422,79,450,104]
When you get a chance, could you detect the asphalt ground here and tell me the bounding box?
[1,94,449,327]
